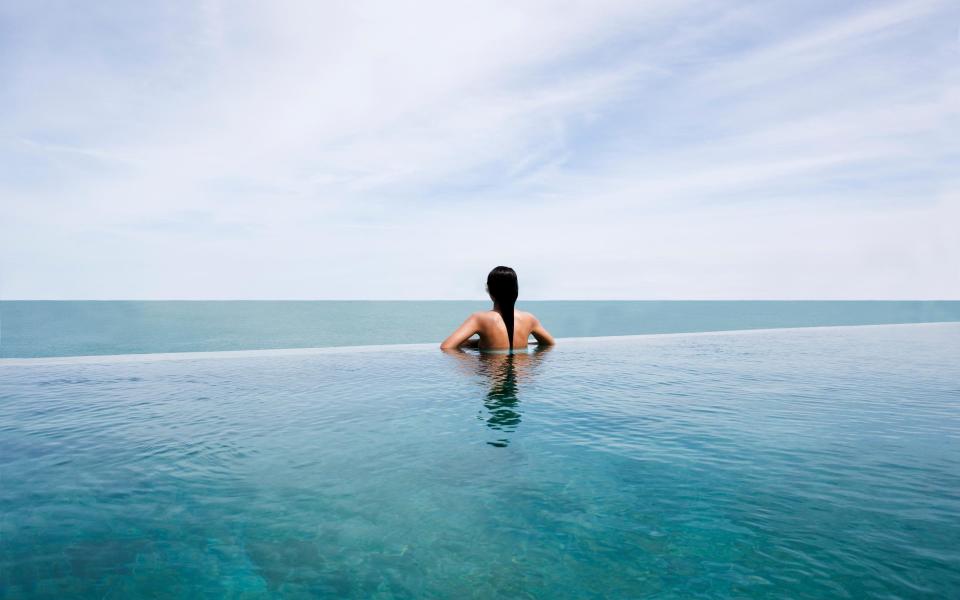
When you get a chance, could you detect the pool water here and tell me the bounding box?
[2,324,959,598]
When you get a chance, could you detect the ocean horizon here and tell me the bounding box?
[2,300,959,359]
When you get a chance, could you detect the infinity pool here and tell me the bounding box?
[2,324,959,598]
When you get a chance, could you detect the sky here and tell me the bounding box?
[1,0,958,299]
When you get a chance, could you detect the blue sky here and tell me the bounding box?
[1,0,957,299]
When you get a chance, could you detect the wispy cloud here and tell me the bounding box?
[1,0,956,298]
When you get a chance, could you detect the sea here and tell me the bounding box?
[2,300,959,358]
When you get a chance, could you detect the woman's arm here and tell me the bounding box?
[530,315,556,346]
[440,314,481,349]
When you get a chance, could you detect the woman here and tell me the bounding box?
[440,266,555,351]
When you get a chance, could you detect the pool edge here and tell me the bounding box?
[2,321,958,366]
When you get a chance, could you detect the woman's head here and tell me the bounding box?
[487,266,518,350]
[487,266,518,305]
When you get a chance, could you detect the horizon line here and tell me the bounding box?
[2,298,960,303]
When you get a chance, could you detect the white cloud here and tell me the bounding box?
[1,0,957,298]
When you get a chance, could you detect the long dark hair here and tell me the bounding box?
[487,266,519,351]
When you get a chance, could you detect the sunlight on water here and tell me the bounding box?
[1,324,959,598]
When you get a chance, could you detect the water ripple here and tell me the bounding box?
[1,324,958,598]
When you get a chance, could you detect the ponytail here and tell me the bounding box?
[502,297,516,351]
[486,266,519,352]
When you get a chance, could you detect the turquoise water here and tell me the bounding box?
[2,324,959,598]
[2,300,959,357]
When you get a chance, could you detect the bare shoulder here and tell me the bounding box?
[516,310,539,325]
[470,310,497,325]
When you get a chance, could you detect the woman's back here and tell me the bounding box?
[473,309,540,350]
[441,308,554,351]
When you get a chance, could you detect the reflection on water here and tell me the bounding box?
[443,346,552,447]
[481,354,520,446]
